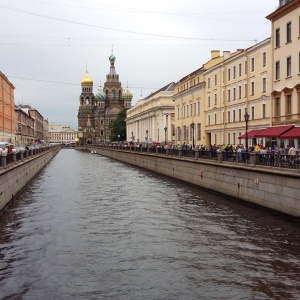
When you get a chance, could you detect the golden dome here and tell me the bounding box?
[81,71,93,85]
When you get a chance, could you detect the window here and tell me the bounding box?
[183,126,186,140]
[233,88,236,100]
[251,81,255,96]
[194,103,196,116]
[239,109,241,121]
[276,61,280,80]
[245,61,247,74]
[251,58,255,72]
[228,133,230,145]
[239,63,242,77]
[214,113,217,125]
[208,78,210,88]
[208,96,210,107]
[197,102,200,114]
[299,52,300,74]
[262,77,266,93]
[239,86,242,99]
[177,107,180,118]
[190,104,192,116]
[214,93,217,105]
[275,97,280,116]
[287,95,292,114]
[208,115,211,126]
[287,56,291,77]
[233,133,236,145]
[276,28,280,47]
[262,104,266,118]
[197,123,201,140]
[228,111,230,123]
[244,83,247,98]
[233,110,236,122]
[183,106,185,118]
[228,69,231,81]
[262,52,266,67]
[228,89,231,102]
[233,66,236,79]
[187,105,189,116]
[215,74,217,86]
[251,106,255,120]
[287,22,292,43]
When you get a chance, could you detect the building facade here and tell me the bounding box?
[126,83,175,145]
[173,41,272,149]
[267,0,300,127]
[77,52,133,144]
[0,71,15,144]
[15,106,34,146]
[48,125,77,143]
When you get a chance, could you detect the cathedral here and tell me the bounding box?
[77,51,133,144]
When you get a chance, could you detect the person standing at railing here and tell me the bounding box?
[288,145,296,166]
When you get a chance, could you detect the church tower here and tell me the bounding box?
[77,51,133,144]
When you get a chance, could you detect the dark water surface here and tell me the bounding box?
[0,149,299,299]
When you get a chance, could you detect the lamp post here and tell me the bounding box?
[146,130,148,150]
[244,111,250,152]
[164,127,167,146]
[190,122,195,149]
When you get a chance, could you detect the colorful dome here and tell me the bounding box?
[122,87,133,101]
[109,53,116,62]
[81,71,93,85]
[95,86,106,100]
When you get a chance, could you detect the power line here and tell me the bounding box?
[0,4,257,42]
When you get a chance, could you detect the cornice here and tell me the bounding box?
[266,0,300,22]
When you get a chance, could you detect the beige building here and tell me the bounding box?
[174,43,272,149]
[267,0,300,127]
[126,83,175,145]
[205,40,272,148]
[15,106,35,146]
[48,124,78,143]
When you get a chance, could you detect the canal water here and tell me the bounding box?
[0,149,299,300]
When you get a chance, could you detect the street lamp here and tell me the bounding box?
[164,127,167,146]
[190,122,195,149]
[244,111,250,152]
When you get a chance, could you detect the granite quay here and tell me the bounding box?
[0,145,60,212]
[82,144,300,218]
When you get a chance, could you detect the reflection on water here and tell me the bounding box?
[0,149,299,299]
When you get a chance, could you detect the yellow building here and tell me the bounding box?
[48,125,78,144]
[126,83,175,145]
[173,40,272,149]
[267,0,300,127]
[206,40,272,147]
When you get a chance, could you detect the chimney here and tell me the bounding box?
[223,51,230,59]
[211,50,220,59]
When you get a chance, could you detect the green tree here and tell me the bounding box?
[109,108,127,141]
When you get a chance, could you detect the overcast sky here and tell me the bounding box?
[1,0,276,129]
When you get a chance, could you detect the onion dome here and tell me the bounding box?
[109,53,116,62]
[95,86,106,100]
[81,71,93,85]
[122,86,133,101]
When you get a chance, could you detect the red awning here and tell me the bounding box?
[255,125,294,138]
[279,127,300,139]
[238,129,265,139]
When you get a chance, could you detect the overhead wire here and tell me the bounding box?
[0,4,262,42]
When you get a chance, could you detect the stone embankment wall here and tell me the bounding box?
[0,147,60,212]
[86,147,300,218]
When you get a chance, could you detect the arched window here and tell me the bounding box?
[112,90,116,99]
